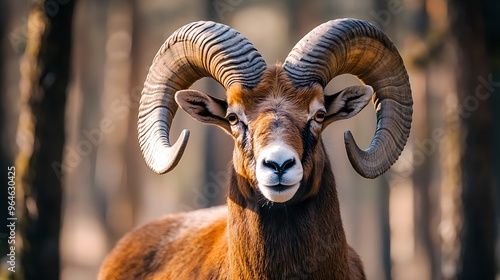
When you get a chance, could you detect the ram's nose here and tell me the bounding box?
[262,158,296,177]
[256,144,303,185]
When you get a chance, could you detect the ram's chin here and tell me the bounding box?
[258,183,300,203]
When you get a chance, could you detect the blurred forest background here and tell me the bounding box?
[0,0,499,279]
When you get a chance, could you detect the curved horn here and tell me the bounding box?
[139,21,266,174]
[283,18,412,179]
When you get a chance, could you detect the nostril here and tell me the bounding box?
[282,158,295,171]
[263,159,280,172]
[263,158,295,177]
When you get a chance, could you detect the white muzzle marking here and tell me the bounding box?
[256,144,303,203]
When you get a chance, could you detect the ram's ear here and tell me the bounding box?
[175,89,230,132]
[324,85,374,126]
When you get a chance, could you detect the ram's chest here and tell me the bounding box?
[224,192,350,280]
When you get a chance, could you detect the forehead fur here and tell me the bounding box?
[226,65,324,111]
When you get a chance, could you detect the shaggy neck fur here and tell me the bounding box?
[227,147,350,279]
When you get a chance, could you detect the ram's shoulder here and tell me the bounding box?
[99,206,228,280]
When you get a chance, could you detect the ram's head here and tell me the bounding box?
[138,19,412,204]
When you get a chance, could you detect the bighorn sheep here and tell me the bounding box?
[99,18,412,279]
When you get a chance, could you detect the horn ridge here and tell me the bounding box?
[284,18,412,178]
[138,21,266,174]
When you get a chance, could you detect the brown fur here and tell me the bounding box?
[99,65,366,279]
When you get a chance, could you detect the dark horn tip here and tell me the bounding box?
[344,130,385,179]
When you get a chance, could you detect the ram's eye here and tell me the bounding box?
[226,113,239,125]
[314,110,326,123]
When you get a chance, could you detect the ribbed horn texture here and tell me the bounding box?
[138,21,266,174]
[283,18,412,179]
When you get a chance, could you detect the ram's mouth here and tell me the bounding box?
[269,184,292,192]
[258,183,301,203]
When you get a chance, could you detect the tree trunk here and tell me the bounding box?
[411,3,443,279]
[483,1,500,274]
[99,0,139,243]
[15,1,75,279]
[449,0,498,279]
